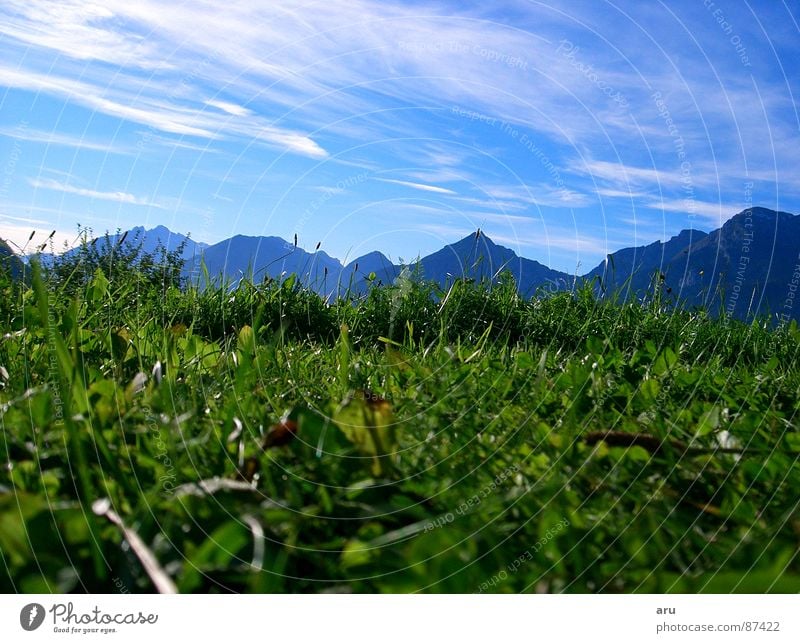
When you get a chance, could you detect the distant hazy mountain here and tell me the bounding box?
[107,225,206,262]
[31,225,205,270]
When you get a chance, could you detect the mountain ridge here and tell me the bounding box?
[9,205,799,321]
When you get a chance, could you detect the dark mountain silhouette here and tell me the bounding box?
[0,239,25,280]
[343,251,400,292]
[416,231,571,296]
[120,225,208,261]
[156,228,571,297]
[589,207,800,321]
[28,206,800,321]
[677,207,800,319]
[341,232,571,295]
[185,235,344,295]
[586,228,708,298]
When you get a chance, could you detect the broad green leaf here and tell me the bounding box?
[653,347,678,376]
[333,391,397,476]
[695,405,721,437]
[237,325,256,355]
[0,492,46,566]
[89,268,110,303]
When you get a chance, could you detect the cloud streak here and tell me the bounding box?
[375,178,457,195]
[0,126,129,154]
[644,198,742,224]
[205,99,253,118]
[0,59,327,158]
[29,178,163,207]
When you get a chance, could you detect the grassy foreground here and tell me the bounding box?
[1,249,799,593]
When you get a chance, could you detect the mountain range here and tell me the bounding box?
[8,206,800,322]
[587,207,800,320]
[179,227,572,298]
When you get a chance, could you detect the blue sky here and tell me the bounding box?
[0,0,798,272]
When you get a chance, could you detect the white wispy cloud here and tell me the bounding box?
[0,1,627,159]
[0,0,164,67]
[479,183,595,208]
[450,196,530,212]
[576,159,685,189]
[0,213,48,225]
[29,177,163,207]
[375,178,457,195]
[644,198,742,224]
[0,66,216,137]
[0,126,128,153]
[0,1,792,178]
[595,188,650,199]
[205,99,253,117]
[1,0,793,178]
[0,62,327,158]
[138,133,221,154]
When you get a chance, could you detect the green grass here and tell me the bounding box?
[1,256,799,593]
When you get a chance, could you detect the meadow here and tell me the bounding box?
[0,237,798,593]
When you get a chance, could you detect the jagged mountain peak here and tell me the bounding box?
[668,228,707,244]
[345,250,392,268]
[725,206,795,228]
[448,229,497,248]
